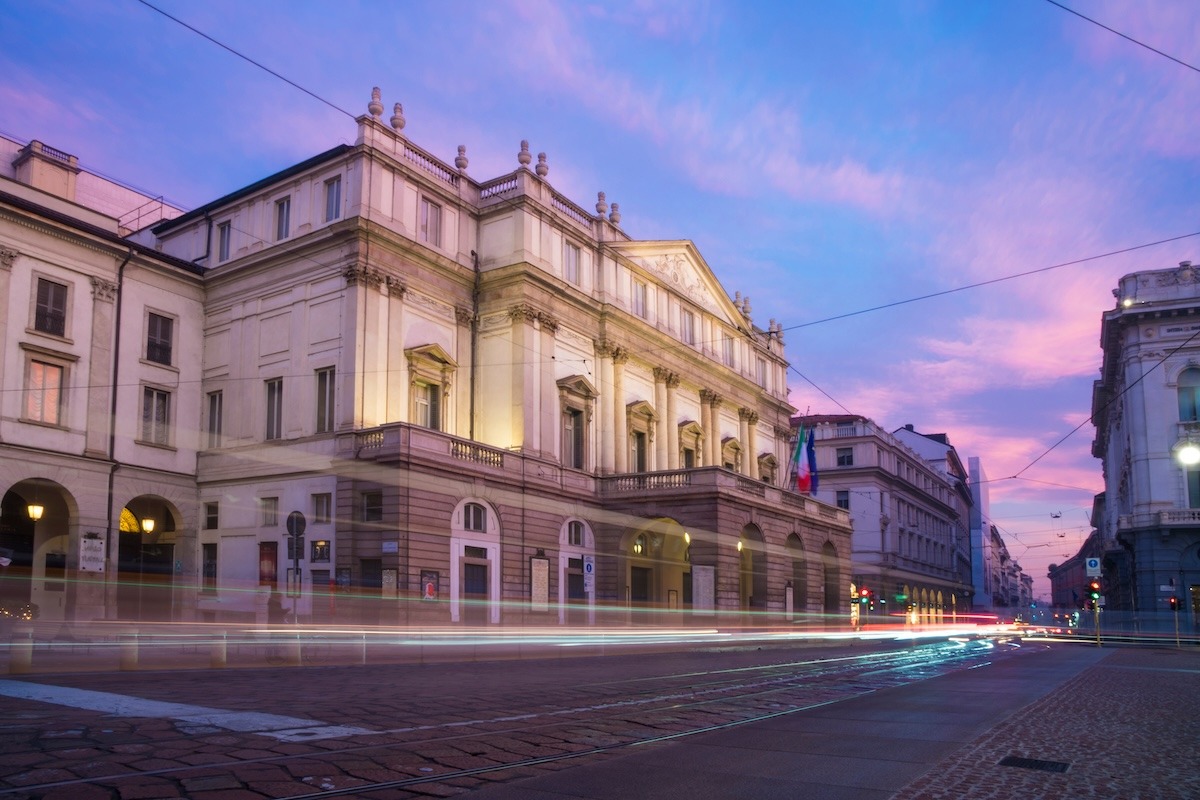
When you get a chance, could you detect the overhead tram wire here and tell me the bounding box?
[135,0,357,121]
[1044,0,1200,77]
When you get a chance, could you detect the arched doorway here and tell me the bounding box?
[0,480,74,623]
[624,518,690,622]
[821,541,841,619]
[117,497,180,622]
[738,525,767,613]
[786,533,807,619]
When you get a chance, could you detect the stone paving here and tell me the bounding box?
[890,645,1200,800]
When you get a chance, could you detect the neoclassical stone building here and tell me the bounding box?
[0,89,851,626]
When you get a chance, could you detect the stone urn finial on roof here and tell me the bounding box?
[368,87,383,119]
[390,103,406,133]
[518,140,532,168]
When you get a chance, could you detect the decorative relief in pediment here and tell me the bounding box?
[636,253,720,315]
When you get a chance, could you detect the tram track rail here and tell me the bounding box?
[0,637,1035,799]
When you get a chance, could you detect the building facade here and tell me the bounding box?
[0,89,852,626]
[795,414,974,624]
[1092,262,1200,628]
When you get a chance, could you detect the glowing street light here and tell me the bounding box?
[26,504,44,522]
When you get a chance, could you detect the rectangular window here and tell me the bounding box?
[218,221,232,262]
[414,382,440,430]
[265,378,283,440]
[836,447,854,467]
[632,431,647,472]
[260,496,279,527]
[568,520,584,547]
[35,278,67,336]
[419,197,442,245]
[324,176,342,223]
[563,242,580,285]
[756,357,768,389]
[633,280,647,318]
[315,367,335,433]
[275,196,291,240]
[722,333,735,367]
[683,447,696,469]
[836,490,850,510]
[146,312,173,365]
[142,387,170,445]
[204,502,219,530]
[681,309,696,346]
[362,491,383,522]
[1190,468,1200,509]
[207,391,223,448]
[311,540,330,562]
[313,493,332,524]
[564,407,585,469]
[25,360,63,425]
[202,544,217,594]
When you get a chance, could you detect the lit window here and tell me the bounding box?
[217,221,232,262]
[275,196,291,241]
[324,176,342,223]
[265,378,283,440]
[146,312,173,365]
[316,367,335,433]
[464,502,486,532]
[420,197,442,245]
[564,242,580,285]
[34,278,67,337]
[25,360,63,425]
[311,540,330,562]
[142,387,171,445]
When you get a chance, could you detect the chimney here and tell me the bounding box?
[13,140,80,201]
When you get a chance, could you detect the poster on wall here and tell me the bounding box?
[79,532,106,573]
[421,570,439,601]
[691,565,716,614]
[530,555,550,612]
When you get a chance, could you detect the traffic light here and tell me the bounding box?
[1086,580,1100,609]
[859,588,870,605]
[1169,596,1180,612]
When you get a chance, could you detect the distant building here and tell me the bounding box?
[0,90,852,625]
[1092,262,1200,625]
[967,456,1033,614]
[794,415,974,623]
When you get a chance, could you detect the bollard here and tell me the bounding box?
[120,633,139,671]
[210,632,227,669]
[9,631,33,675]
[286,635,302,667]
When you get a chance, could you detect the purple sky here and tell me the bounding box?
[4,0,1200,596]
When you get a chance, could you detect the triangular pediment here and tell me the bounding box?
[405,343,456,368]
[609,240,748,330]
[557,374,597,398]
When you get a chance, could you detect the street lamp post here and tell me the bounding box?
[139,517,155,621]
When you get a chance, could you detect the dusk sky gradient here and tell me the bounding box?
[5,0,1200,597]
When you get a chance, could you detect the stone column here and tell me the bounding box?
[666,373,680,469]
[86,276,118,457]
[0,248,14,436]
[510,305,541,454]
[701,389,721,466]
[653,368,669,470]
[539,313,559,457]
[613,348,628,472]
[597,342,616,473]
[741,409,759,479]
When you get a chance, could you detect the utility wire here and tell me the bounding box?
[1044,0,1200,76]
[135,0,357,120]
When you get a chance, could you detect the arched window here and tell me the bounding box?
[1179,368,1200,421]
[464,502,486,532]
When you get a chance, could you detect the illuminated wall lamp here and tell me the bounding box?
[1175,440,1200,467]
[27,504,44,522]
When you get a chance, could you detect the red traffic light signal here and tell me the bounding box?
[1169,596,1180,612]
[1087,580,1100,600]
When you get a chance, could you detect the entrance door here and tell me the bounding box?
[631,566,651,605]
[463,562,488,625]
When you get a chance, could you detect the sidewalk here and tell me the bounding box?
[466,643,1200,800]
